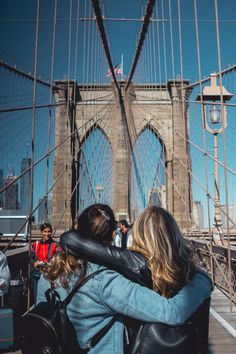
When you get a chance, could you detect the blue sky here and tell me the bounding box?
[1,0,236,82]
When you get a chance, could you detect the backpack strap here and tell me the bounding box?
[35,241,40,258]
[45,268,116,353]
[83,316,117,353]
[63,268,106,307]
[47,241,54,259]
[63,268,116,352]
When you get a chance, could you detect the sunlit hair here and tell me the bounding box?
[42,248,85,288]
[130,206,195,298]
[77,203,116,245]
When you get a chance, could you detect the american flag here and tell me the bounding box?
[106,65,122,77]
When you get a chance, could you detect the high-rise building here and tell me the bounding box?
[193,201,204,228]
[38,193,53,224]
[148,185,166,208]
[4,173,18,210]
[38,197,49,224]
[0,169,3,208]
[20,158,31,213]
[221,204,236,228]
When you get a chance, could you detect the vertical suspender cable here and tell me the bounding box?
[147,28,153,89]
[161,0,167,84]
[151,16,157,85]
[45,0,58,222]
[194,0,214,282]
[86,5,92,94]
[168,0,176,83]
[28,0,40,309]
[155,4,162,84]
[177,0,189,229]
[64,0,73,229]
[72,0,80,221]
[214,0,233,310]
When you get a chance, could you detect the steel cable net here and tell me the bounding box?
[131,128,166,219]
[78,128,113,213]
[0,68,55,238]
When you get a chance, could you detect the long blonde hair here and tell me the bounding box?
[131,206,195,297]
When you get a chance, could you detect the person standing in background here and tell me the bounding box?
[31,223,58,301]
[0,249,10,297]
[118,220,132,248]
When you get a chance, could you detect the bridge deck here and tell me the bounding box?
[208,288,236,353]
[2,287,236,354]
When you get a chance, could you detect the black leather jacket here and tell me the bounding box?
[60,230,152,289]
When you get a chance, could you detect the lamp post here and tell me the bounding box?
[197,73,233,230]
[95,184,104,203]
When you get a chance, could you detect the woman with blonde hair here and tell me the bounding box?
[36,204,212,354]
[131,206,195,297]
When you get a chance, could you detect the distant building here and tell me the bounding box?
[38,194,52,224]
[221,204,236,228]
[20,158,31,213]
[148,185,166,208]
[38,198,46,224]
[4,174,18,210]
[0,169,3,208]
[193,201,204,228]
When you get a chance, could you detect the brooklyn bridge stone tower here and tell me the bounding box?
[51,80,192,230]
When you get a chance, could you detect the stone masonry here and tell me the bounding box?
[51,80,192,230]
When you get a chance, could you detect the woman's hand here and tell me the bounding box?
[0,279,7,288]
[34,260,43,268]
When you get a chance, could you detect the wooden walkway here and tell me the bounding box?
[208,288,236,354]
[2,288,236,354]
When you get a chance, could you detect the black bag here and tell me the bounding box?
[21,269,111,354]
[128,297,210,354]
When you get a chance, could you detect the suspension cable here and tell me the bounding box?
[126,0,156,90]
[91,0,119,91]
[0,59,57,88]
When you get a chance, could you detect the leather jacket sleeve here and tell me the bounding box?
[60,230,152,289]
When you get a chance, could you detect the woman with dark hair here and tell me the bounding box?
[31,223,58,301]
[37,204,212,353]
[32,223,58,269]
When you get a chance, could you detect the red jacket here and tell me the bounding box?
[32,239,58,264]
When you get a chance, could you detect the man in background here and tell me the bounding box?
[118,220,132,248]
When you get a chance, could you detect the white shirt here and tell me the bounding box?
[0,251,10,295]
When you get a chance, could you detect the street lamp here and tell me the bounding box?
[95,184,104,203]
[197,73,233,229]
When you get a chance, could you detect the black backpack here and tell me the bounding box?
[128,297,210,354]
[21,269,115,354]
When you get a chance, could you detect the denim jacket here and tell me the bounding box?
[37,263,212,354]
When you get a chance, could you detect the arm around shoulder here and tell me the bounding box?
[60,230,152,288]
[99,269,213,326]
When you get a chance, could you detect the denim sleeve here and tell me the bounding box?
[36,275,51,303]
[99,270,213,325]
